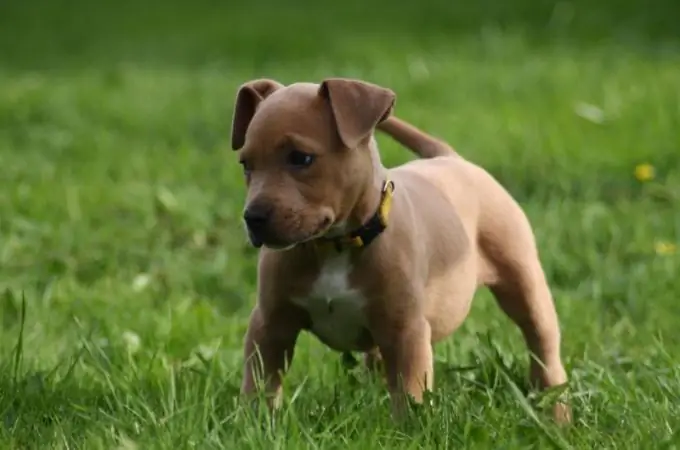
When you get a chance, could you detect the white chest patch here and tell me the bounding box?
[292,253,368,351]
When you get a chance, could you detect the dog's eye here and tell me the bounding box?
[286,150,315,168]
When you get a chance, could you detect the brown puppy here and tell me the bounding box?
[231,77,570,422]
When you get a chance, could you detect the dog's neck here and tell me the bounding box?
[329,136,388,237]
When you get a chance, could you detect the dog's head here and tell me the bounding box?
[230,78,395,249]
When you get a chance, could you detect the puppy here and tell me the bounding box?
[230,77,570,422]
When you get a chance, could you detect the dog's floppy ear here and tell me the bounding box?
[231,79,284,150]
[319,78,396,149]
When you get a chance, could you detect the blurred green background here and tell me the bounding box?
[1,0,679,448]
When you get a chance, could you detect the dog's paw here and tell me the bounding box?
[553,401,573,426]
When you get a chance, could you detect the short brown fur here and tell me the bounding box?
[231,77,570,423]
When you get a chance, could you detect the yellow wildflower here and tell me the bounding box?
[654,241,677,256]
[634,163,655,182]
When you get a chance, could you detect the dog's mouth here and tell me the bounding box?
[295,216,339,245]
[246,216,335,251]
[246,230,287,250]
[247,231,264,249]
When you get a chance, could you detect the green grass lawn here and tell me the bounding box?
[1,0,679,448]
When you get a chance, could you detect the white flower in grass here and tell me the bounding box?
[122,330,141,354]
[574,101,605,124]
[131,273,151,292]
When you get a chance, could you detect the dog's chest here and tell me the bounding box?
[292,254,368,351]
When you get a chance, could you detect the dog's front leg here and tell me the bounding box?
[241,306,300,410]
[375,317,434,417]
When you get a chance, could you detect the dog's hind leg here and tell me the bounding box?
[489,265,567,388]
[487,254,571,423]
[478,194,571,423]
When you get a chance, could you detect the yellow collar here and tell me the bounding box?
[316,179,395,252]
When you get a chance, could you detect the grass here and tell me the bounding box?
[1,0,680,448]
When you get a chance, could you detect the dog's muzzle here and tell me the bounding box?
[243,204,273,248]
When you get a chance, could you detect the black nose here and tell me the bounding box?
[243,204,272,232]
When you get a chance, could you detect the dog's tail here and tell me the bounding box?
[377,116,456,159]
